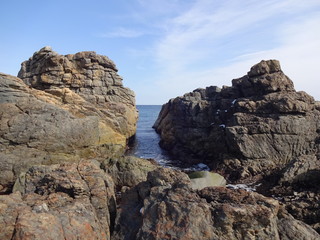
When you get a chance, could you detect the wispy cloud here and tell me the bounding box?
[146,0,320,103]
[100,27,144,38]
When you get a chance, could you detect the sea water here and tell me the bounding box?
[126,105,170,163]
[127,105,210,171]
[127,105,259,191]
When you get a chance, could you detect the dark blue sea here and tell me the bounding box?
[126,105,172,165]
[127,105,209,171]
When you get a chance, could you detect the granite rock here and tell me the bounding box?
[154,60,320,182]
[0,47,137,193]
[101,156,158,191]
[113,168,319,240]
[1,161,116,240]
[153,59,320,233]
[18,46,137,139]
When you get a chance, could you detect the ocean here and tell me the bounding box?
[127,105,210,171]
[127,106,255,190]
[126,105,172,165]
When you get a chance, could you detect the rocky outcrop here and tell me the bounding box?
[113,168,320,240]
[154,59,320,233]
[154,60,320,182]
[2,49,319,239]
[0,47,138,193]
[0,161,116,240]
[18,46,137,139]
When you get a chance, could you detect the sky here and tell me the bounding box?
[1,0,320,105]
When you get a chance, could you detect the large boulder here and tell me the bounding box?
[113,168,319,240]
[0,47,138,193]
[18,46,137,140]
[0,161,116,240]
[154,60,320,182]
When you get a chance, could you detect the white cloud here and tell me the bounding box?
[100,27,144,38]
[148,0,320,103]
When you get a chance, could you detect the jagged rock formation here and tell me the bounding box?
[18,46,137,139]
[2,50,320,239]
[113,168,320,240]
[0,47,138,193]
[154,60,320,181]
[153,59,320,233]
[0,161,116,240]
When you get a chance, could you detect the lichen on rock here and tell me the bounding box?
[0,47,138,193]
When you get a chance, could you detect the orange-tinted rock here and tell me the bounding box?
[1,160,116,240]
[0,47,137,192]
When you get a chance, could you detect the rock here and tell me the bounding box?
[101,156,158,190]
[154,60,320,182]
[154,60,320,232]
[18,46,137,139]
[0,160,116,240]
[278,155,320,186]
[113,168,319,239]
[277,210,320,240]
[188,171,226,190]
[265,155,320,232]
[0,47,137,192]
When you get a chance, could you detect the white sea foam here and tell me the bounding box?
[227,183,261,192]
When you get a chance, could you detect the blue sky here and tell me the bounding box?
[1,0,320,104]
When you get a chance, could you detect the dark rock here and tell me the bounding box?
[113,168,319,240]
[154,60,320,182]
[264,155,320,232]
[154,59,320,233]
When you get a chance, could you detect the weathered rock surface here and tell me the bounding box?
[154,59,320,233]
[154,60,320,182]
[113,168,319,240]
[0,47,137,192]
[18,46,137,138]
[0,161,116,240]
[101,156,158,191]
[261,154,320,233]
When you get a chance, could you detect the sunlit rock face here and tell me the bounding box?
[0,47,138,193]
[1,160,116,240]
[18,46,138,139]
